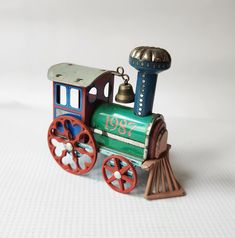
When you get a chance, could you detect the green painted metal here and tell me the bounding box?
[91,103,154,143]
[99,146,142,167]
[91,103,156,162]
[93,133,144,163]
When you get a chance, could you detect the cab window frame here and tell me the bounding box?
[55,83,67,106]
[69,86,82,111]
[54,83,82,112]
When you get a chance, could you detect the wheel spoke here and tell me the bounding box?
[121,175,134,184]
[113,158,119,170]
[119,165,131,175]
[71,151,81,170]
[64,126,73,140]
[76,147,87,155]
[118,179,124,191]
[76,146,93,155]
[52,134,67,143]
[106,175,116,184]
[104,165,115,173]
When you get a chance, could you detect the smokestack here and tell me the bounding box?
[129,46,171,117]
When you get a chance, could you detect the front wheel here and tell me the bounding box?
[102,155,137,194]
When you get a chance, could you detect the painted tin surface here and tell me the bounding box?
[99,146,142,167]
[53,82,85,121]
[91,103,156,161]
[134,72,158,117]
[93,133,144,161]
[91,103,155,143]
[129,47,171,73]
[129,46,171,117]
[48,63,110,88]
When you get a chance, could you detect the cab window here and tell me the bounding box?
[56,84,67,106]
[70,88,81,109]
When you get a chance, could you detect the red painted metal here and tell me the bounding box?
[54,105,81,114]
[148,118,166,159]
[84,73,114,125]
[102,155,137,194]
[52,82,55,119]
[48,115,97,175]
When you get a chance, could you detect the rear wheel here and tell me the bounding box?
[102,155,137,194]
[47,116,97,175]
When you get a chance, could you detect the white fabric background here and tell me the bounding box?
[0,0,235,237]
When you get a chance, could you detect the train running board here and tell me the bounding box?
[142,145,185,200]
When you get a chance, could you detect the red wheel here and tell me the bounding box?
[102,155,137,194]
[47,116,97,175]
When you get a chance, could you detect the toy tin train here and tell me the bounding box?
[47,46,185,200]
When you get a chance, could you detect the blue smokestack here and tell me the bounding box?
[129,46,171,117]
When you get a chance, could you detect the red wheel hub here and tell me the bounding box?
[102,155,137,194]
[47,116,97,175]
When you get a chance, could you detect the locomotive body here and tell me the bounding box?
[91,103,160,166]
[47,46,185,200]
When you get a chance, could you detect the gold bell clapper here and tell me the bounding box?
[112,66,135,103]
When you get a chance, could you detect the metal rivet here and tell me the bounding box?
[139,108,142,111]
[140,94,144,97]
[139,103,143,106]
[140,99,143,102]
[142,74,145,78]
[142,80,145,83]
[138,112,141,115]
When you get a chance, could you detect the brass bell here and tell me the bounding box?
[115,82,135,103]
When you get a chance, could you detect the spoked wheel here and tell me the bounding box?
[102,155,137,194]
[47,116,97,175]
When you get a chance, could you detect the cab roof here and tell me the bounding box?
[48,63,111,88]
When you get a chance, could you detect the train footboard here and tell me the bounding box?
[142,145,185,200]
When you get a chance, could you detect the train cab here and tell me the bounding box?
[48,63,114,125]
